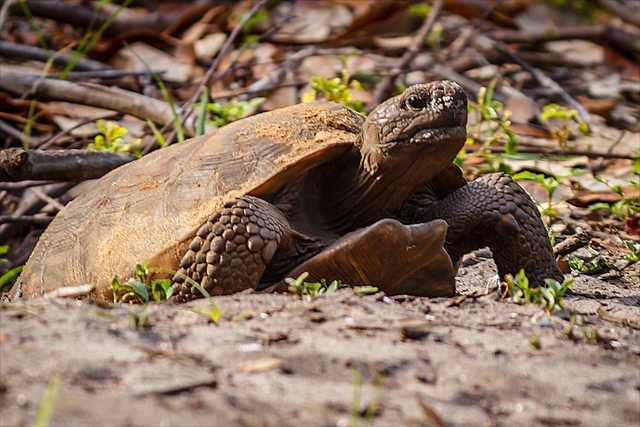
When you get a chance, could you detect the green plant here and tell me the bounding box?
[59,0,134,80]
[302,70,365,114]
[188,279,222,324]
[348,366,385,427]
[353,286,379,296]
[197,98,266,128]
[541,103,591,147]
[88,120,140,154]
[0,246,23,294]
[513,169,587,223]
[123,41,184,142]
[528,335,542,350]
[503,269,573,312]
[565,251,616,274]
[110,262,173,303]
[466,79,519,155]
[567,314,601,344]
[588,176,640,220]
[286,272,347,301]
[624,240,640,263]
[128,304,151,331]
[239,9,269,45]
[33,371,62,427]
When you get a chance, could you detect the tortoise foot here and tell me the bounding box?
[419,172,564,287]
[171,196,288,301]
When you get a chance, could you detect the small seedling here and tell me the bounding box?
[33,371,62,427]
[196,98,266,128]
[503,269,573,312]
[564,250,616,275]
[528,335,542,350]
[0,246,23,294]
[88,120,140,154]
[353,286,379,296]
[188,278,222,324]
[286,272,347,301]
[513,169,587,223]
[568,314,601,344]
[348,366,385,427]
[239,9,269,45]
[541,103,590,147]
[466,79,519,155]
[588,176,640,220]
[110,262,173,303]
[302,70,365,114]
[128,304,151,331]
[624,240,640,264]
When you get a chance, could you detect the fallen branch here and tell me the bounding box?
[485,146,636,160]
[554,231,593,257]
[0,40,111,72]
[0,148,137,182]
[598,0,640,28]
[0,215,53,226]
[0,73,198,137]
[374,0,444,102]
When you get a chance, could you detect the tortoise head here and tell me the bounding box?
[358,81,467,178]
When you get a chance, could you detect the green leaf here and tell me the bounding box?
[0,265,23,292]
[125,279,149,303]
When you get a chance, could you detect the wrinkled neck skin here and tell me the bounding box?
[323,130,463,233]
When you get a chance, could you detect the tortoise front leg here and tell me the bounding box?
[172,196,297,301]
[406,172,564,287]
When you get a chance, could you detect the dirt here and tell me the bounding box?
[1,255,639,427]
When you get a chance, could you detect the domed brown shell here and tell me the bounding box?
[14,102,365,301]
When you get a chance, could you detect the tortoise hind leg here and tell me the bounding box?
[172,196,294,301]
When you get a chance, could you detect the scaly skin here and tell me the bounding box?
[401,173,564,287]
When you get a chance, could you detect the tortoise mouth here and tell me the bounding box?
[410,125,466,146]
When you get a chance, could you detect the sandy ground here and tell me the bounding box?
[1,256,639,427]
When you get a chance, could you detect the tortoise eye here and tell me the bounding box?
[406,94,427,110]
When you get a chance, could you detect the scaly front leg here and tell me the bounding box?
[403,173,564,287]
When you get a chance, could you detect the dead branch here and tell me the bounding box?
[597,1,640,29]
[488,25,638,56]
[485,146,636,160]
[0,40,111,72]
[7,0,183,37]
[0,148,136,182]
[0,182,72,243]
[374,0,444,102]
[0,73,198,137]
[0,180,57,191]
[0,215,52,226]
[554,231,593,257]
[492,42,597,131]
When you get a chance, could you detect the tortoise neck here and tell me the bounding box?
[321,146,432,233]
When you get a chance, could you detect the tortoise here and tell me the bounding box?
[11,80,563,302]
